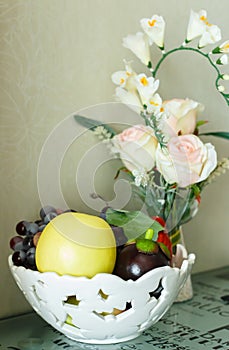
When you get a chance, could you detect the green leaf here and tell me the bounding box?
[170,228,181,248]
[105,208,163,242]
[200,131,229,140]
[158,242,171,260]
[74,114,116,137]
[191,184,201,196]
[196,120,208,128]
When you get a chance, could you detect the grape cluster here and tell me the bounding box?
[9,205,76,270]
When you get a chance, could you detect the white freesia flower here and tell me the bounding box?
[112,70,129,88]
[123,32,151,66]
[198,25,221,48]
[115,87,142,114]
[213,40,229,54]
[146,93,163,115]
[216,54,228,65]
[135,73,160,104]
[186,10,206,41]
[186,9,221,47]
[140,15,165,49]
[219,40,229,53]
[111,61,136,91]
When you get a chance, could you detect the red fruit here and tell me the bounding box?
[157,231,172,260]
[152,216,166,228]
[152,216,172,260]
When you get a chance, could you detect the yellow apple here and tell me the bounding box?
[35,212,116,277]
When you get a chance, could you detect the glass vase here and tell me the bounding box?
[173,227,194,302]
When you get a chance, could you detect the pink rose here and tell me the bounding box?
[113,124,158,172]
[161,98,204,138]
[156,134,217,187]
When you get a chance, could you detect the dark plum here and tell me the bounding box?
[113,240,169,281]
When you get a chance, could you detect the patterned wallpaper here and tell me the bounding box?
[0,0,229,318]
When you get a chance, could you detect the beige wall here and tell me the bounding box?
[0,0,228,318]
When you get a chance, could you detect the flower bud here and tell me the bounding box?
[222,74,229,81]
[216,54,228,65]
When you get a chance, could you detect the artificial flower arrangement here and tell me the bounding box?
[75,9,229,250]
[8,9,229,344]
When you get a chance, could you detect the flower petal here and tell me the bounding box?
[186,9,221,47]
[186,9,206,42]
[198,25,221,48]
[123,32,151,66]
[146,93,163,114]
[111,70,128,87]
[135,73,159,104]
[216,54,229,65]
[219,40,229,53]
[140,15,165,49]
[115,87,142,114]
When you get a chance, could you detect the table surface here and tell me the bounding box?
[0,266,229,350]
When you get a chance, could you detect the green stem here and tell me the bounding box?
[152,46,229,106]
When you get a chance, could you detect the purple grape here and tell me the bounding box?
[12,250,26,267]
[9,236,23,250]
[26,247,36,268]
[100,206,110,220]
[14,241,24,251]
[38,224,46,232]
[63,209,77,213]
[25,222,39,234]
[22,236,34,251]
[44,212,57,224]
[40,205,56,220]
[110,225,127,247]
[15,221,29,236]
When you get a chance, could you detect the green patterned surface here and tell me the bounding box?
[0,266,229,350]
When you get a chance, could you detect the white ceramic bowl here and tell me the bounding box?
[8,248,195,344]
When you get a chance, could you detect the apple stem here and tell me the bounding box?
[145,228,154,240]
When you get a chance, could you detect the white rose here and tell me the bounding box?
[156,134,217,187]
[161,98,204,138]
[113,124,158,172]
